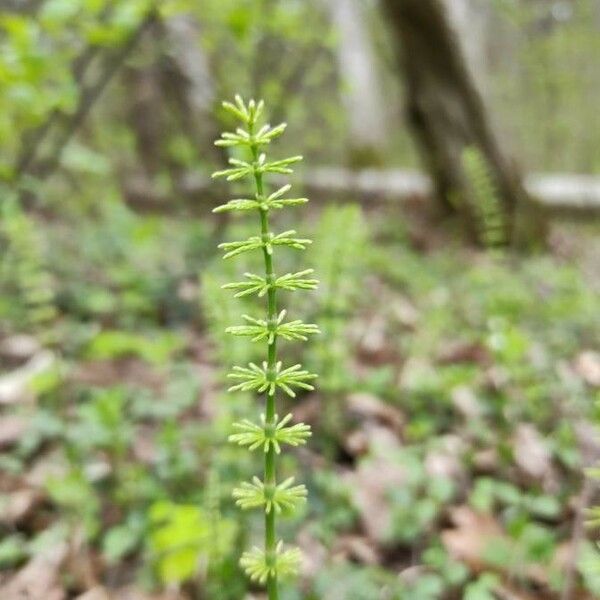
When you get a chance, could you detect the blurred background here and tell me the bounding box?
[0,0,599,598]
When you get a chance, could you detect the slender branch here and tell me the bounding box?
[561,473,596,600]
[15,4,112,177]
[15,6,158,182]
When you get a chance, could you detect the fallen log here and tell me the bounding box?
[123,168,600,216]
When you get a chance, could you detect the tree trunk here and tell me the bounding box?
[326,0,387,167]
[161,14,221,163]
[381,0,539,244]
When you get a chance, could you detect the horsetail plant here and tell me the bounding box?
[212,96,319,598]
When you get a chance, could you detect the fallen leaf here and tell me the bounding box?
[512,424,552,481]
[437,340,490,365]
[343,457,406,544]
[25,449,69,488]
[346,393,404,432]
[425,435,466,481]
[0,350,55,405]
[494,583,542,600]
[344,394,403,456]
[443,506,551,588]
[356,315,398,365]
[0,415,27,449]
[442,506,505,572]
[72,358,164,392]
[451,386,483,420]
[391,297,420,328]
[574,351,600,387]
[75,587,111,600]
[0,488,42,525]
[0,541,68,599]
[398,565,428,586]
[573,420,600,464]
[0,334,41,362]
[333,535,380,565]
[473,448,500,473]
[109,586,186,599]
[297,528,327,578]
[343,429,369,457]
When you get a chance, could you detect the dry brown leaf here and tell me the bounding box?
[356,315,399,365]
[425,435,466,481]
[573,420,600,464]
[75,587,111,600]
[0,415,27,449]
[442,506,505,572]
[132,425,157,464]
[443,506,551,589]
[0,334,41,362]
[512,423,552,482]
[473,448,500,473]
[343,457,406,544]
[398,357,437,392]
[451,385,483,420]
[72,358,164,392]
[297,528,327,578]
[0,488,42,525]
[25,449,69,488]
[0,350,55,405]
[107,588,184,600]
[346,393,404,432]
[391,297,420,328]
[494,583,542,600]
[437,340,490,366]
[574,350,600,387]
[0,542,68,600]
[398,565,429,586]
[343,429,369,457]
[333,535,380,565]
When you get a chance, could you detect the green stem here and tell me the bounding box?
[251,132,279,600]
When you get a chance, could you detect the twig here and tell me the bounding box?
[15,5,113,177]
[16,6,158,182]
[561,473,596,600]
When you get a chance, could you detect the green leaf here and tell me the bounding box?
[0,534,27,568]
[148,501,236,585]
[86,330,183,364]
[103,523,141,563]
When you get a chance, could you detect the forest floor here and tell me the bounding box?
[0,205,599,600]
